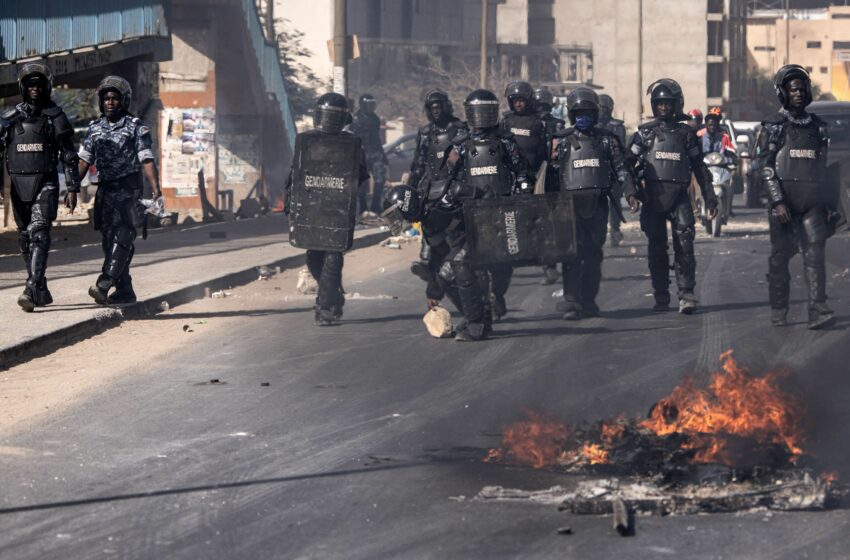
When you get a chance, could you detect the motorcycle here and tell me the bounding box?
[699,151,734,237]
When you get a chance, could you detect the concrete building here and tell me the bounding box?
[747,6,850,100]
[545,0,748,128]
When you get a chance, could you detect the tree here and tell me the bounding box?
[365,53,518,130]
[52,87,99,126]
[275,18,328,120]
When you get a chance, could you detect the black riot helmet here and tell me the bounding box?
[423,88,452,120]
[17,62,53,103]
[464,89,501,129]
[97,75,133,113]
[383,184,423,221]
[774,64,813,107]
[566,87,600,124]
[599,94,615,113]
[505,80,534,112]
[647,78,684,117]
[533,87,554,111]
[359,93,377,113]
[313,92,349,134]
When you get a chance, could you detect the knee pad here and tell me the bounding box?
[802,242,825,268]
[114,227,136,249]
[30,228,51,252]
[675,224,695,243]
[438,261,455,284]
[324,251,344,272]
[802,209,829,244]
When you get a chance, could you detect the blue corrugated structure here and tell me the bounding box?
[0,1,169,61]
[239,0,297,150]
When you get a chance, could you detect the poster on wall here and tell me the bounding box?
[219,134,260,185]
[161,107,216,197]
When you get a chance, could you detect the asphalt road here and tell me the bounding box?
[1,208,850,559]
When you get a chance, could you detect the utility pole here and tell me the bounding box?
[480,0,488,88]
[637,0,643,123]
[784,0,790,66]
[333,0,348,96]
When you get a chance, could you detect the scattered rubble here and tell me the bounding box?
[210,290,233,299]
[423,306,453,338]
[296,269,318,294]
[257,265,275,280]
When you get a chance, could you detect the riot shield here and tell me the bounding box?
[290,132,361,251]
[463,192,577,267]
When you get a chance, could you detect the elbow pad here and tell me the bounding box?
[760,167,784,206]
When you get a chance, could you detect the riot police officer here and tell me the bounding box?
[535,86,566,285]
[599,94,628,247]
[630,79,717,314]
[0,62,80,312]
[553,88,634,320]
[285,93,369,326]
[493,81,546,317]
[441,89,530,341]
[759,65,835,329]
[351,93,387,215]
[408,89,466,294]
[385,183,463,314]
[75,76,161,305]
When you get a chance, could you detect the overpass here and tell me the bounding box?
[1,0,297,222]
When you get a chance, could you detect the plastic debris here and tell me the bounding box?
[258,265,275,280]
[296,268,318,294]
[211,290,232,299]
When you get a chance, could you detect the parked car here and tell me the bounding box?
[383,132,418,184]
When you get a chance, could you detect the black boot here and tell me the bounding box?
[107,275,137,304]
[766,272,790,327]
[17,287,36,312]
[558,299,582,321]
[804,245,834,330]
[33,278,53,307]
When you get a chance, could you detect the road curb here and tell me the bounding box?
[0,229,390,370]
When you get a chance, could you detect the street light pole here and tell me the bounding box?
[480,0,488,88]
[637,0,643,123]
[784,0,790,66]
[333,0,348,97]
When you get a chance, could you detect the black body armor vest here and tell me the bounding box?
[642,124,692,184]
[459,137,512,200]
[6,115,57,175]
[502,112,546,171]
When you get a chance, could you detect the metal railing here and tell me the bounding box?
[0,1,169,61]
[239,0,297,151]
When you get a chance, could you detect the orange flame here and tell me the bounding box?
[484,409,569,469]
[486,351,808,470]
[581,443,610,465]
[640,350,805,464]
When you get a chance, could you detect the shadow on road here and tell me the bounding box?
[136,307,315,321]
[0,461,433,516]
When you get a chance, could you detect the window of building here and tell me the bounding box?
[565,54,578,82]
[806,66,814,73]
[707,21,723,56]
[821,66,829,73]
[754,46,776,52]
[832,13,850,19]
[835,41,850,49]
[807,41,822,48]
[707,63,724,99]
[707,0,724,13]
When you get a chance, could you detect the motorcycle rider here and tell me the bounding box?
[553,88,635,320]
[75,76,161,306]
[687,108,704,131]
[285,93,369,326]
[699,107,738,218]
[629,79,717,314]
[351,93,387,216]
[408,89,467,303]
[535,86,566,284]
[493,81,546,316]
[759,65,835,329]
[0,62,81,312]
[441,89,530,341]
[598,94,628,248]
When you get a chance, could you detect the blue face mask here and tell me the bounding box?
[575,115,595,131]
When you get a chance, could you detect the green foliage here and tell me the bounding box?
[52,87,99,126]
[275,19,328,120]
